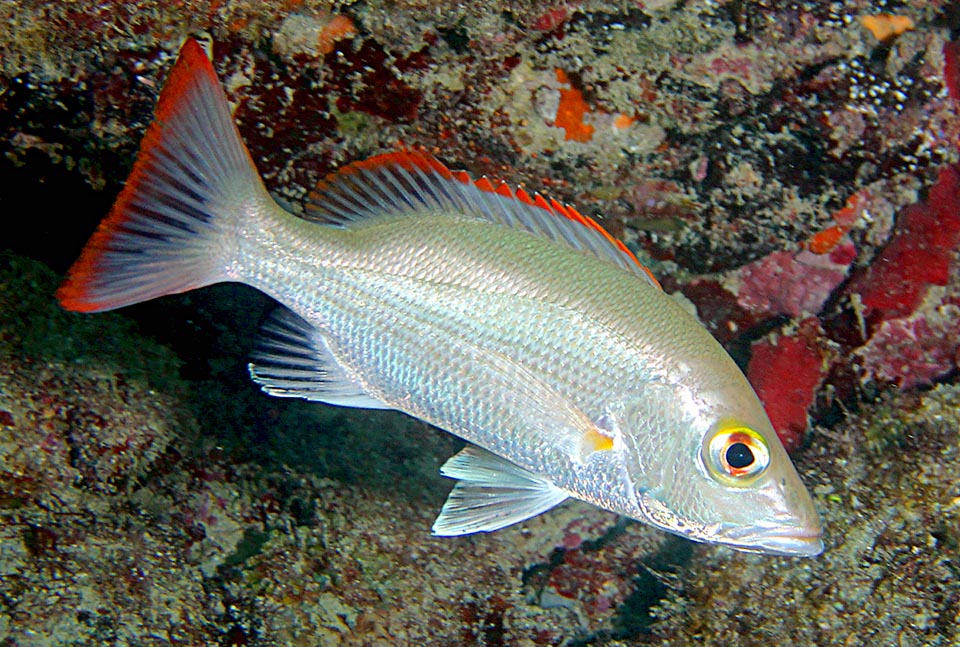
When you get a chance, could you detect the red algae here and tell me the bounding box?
[530,7,570,33]
[846,165,960,325]
[736,243,855,319]
[317,15,356,55]
[857,303,960,389]
[806,190,870,254]
[554,68,594,142]
[944,40,960,118]
[747,318,831,450]
[680,278,763,344]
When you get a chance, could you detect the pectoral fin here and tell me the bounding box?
[432,446,569,536]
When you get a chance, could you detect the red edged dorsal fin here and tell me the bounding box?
[303,150,660,286]
[474,177,496,193]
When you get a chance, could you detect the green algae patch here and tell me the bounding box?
[0,252,184,395]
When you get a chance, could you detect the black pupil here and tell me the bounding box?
[726,442,754,469]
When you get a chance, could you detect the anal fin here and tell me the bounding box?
[248,307,389,409]
[432,446,568,536]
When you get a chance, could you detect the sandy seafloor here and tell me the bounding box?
[1,1,959,645]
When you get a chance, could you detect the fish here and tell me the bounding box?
[57,38,823,557]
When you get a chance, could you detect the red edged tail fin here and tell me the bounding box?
[57,39,267,313]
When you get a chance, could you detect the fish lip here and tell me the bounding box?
[749,532,824,557]
[721,524,824,557]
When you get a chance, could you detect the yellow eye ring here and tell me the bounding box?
[703,425,771,485]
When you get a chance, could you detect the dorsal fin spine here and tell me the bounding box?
[409,163,459,211]
[334,176,375,218]
[379,166,420,210]
[360,169,399,213]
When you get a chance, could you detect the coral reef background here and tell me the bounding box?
[1,0,958,645]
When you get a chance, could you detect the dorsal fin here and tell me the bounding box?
[304,151,661,288]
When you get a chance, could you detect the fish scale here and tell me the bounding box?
[57,38,822,556]
[242,213,745,497]
[318,257,644,395]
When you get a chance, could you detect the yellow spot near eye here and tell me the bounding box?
[584,427,615,452]
[860,14,914,42]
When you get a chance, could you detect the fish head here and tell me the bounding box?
[616,382,823,557]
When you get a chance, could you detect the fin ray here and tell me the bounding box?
[57,38,269,313]
[305,151,659,286]
[432,446,569,536]
[249,308,390,409]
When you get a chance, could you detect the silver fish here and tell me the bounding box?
[58,39,822,556]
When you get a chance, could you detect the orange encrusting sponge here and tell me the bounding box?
[554,69,595,143]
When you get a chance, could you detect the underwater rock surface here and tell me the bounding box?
[3,252,956,645]
[1,0,959,644]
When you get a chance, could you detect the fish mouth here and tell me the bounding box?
[720,524,824,557]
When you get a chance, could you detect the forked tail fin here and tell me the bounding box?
[57,38,270,312]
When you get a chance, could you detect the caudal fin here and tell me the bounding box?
[57,39,269,313]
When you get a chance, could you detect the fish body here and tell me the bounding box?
[58,39,822,556]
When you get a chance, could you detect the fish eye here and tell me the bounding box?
[703,425,771,485]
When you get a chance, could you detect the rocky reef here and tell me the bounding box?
[1,0,958,644]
